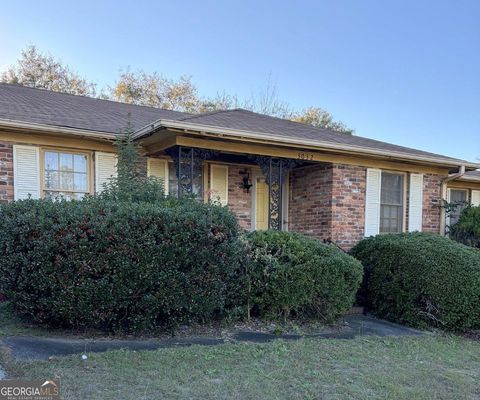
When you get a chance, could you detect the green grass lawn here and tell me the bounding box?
[9,335,480,400]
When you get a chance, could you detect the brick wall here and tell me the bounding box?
[0,142,14,203]
[330,164,367,249]
[288,164,333,241]
[288,163,366,249]
[422,173,443,233]
[227,165,252,230]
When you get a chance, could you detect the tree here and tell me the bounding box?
[291,107,354,134]
[2,46,354,134]
[109,69,199,112]
[1,45,96,96]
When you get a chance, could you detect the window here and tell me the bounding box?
[448,189,468,227]
[380,172,404,234]
[42,150,90,200]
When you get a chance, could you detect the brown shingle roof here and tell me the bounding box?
[0,83,191,134]
[0,83,476,167]
[174,109,471,165]
[462,170,480,181]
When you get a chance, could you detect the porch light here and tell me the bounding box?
[239,169,252,193]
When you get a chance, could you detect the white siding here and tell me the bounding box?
[13,145,40,200]
[364,168,381,237]
[95,152,117,193]
[408,173,424,231]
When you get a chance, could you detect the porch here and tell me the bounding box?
[141,132,368,249]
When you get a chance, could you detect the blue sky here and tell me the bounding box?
[1,0,479,162]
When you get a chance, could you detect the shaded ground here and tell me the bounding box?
[8,335,480,400]
[0,315,422,362]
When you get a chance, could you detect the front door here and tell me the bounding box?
[255,177,269,230]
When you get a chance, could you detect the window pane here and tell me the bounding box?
[381,173,403,204]
[44,170,59,189]
[74,173,87,191]
[59,153,73,171]
[450,190,467,203]
[60,172,74,190]
[45,152,58,171]
[74,155,87,173]
[380,173,404,234]
[449,190,468,226]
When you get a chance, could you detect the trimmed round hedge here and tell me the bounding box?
[351,232,480,331]
[243,231,363,322]
[0,197,245,333]
[451,206,480,248]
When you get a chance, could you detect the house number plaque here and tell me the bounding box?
[297,152,315,161]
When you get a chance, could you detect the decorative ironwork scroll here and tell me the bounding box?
[165,146,216,198]
[250,156,300,230]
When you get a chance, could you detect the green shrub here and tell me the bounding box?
[243,231,363,322]
[451,206,480,248]
[0,196,245,332]
[351,232,480,331]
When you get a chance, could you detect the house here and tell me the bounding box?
[0,83,479,249]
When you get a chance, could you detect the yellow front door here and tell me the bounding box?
[255,177,269,230]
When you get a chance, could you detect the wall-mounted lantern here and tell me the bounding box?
[239,169,252,193]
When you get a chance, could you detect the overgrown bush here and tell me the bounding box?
[450,206,480,248]
[0,196,245,332]
[351,232,480,331]
[243,231,363,322]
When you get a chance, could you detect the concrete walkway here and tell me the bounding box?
[0,315,423,362]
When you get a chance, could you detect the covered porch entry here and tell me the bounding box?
[141,134,318,231]
[161,146,306,231]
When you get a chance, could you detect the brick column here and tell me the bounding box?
[0,142,14,203]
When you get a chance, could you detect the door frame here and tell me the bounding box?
[251,172,289,231]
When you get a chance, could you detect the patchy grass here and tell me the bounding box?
[11,335,480,400]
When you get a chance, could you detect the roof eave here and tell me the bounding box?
[0,119,117,140]
[134,119,480,170]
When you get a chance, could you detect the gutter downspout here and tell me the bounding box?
[440,165,466,235]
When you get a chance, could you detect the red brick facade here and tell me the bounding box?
[1,138,446,249]
[288,163,366,249]
[226,165,253,230]
[288,164,332,239]
[0,142,14,203]
[422,173,443,233]
[330,164,367,249]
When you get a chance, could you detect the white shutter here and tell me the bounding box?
[471,190,480,207]
[147,158,169,194]
[13,145,40,200]
[408,173,424,231]
[210,164,229,206]
[364,168,381,237]
[95,152,117,193]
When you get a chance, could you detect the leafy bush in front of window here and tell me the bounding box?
[242,231,363,322]
[351,232,480,331]
[0,196,245,332]
[450,206,480,248]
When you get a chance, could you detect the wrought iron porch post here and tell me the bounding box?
[251,156,299,230]
[165,146,215,198]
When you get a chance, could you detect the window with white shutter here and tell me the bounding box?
[380,172,405,234]
[364,169,382,237]
[408,173,423,231]
[13,145,40,200]
[95,152,117,193]
[471,190,480,207]
[42,149,91,200]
